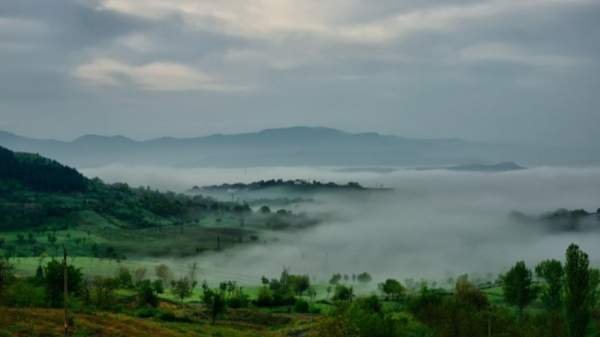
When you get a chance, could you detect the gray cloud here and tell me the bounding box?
[0,0,599,148]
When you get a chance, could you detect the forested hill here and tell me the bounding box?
[197,179,369,193]
[0,146,86,192]
[0,146,250,231]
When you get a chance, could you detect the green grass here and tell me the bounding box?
[11,256,156,277]
[0,219,266,260]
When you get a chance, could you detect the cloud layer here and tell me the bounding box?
[0,0,599,146]
[82,165,600,284]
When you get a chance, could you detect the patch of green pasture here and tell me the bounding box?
[10,256,156,278]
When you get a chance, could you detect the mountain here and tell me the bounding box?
[0,127,564,168]
[446,162,526,172]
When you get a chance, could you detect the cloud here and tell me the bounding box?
[81,165,600,282]
[459,42,580,68]
[1,0,600,146]
[99,0,594,44]
[73,58,248,92]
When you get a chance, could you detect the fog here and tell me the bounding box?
[82,165,600,285]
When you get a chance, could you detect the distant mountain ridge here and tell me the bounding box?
[0,126,572,168]
[446,162,526,172]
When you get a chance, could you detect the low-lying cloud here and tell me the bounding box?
[83,165,600,284]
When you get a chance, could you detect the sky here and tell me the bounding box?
[0,0,599,147]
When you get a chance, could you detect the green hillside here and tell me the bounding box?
[0,146,316,259]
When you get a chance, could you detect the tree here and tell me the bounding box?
[329,273,342,285]
[535,259,564,311]
[187,262,198,283]
[155,264,172,284]
[256,286,274,306]
[356,272,372,284]
[333,285,353,302]
[89,276,118,309]
[44,259,83,307]
[259,205,271,214]
[117,267,133,288]
[454,275,488,310]
[0,257,14,301]
[202,284,227,324]
[307,286,317,302]
[171,277,196,304]
[289,274,310,296]
[152,279,164,294]
[133,267,147,285]
[378,279,405,301]
[565,244,598,337]
[136,280,159,307]
[502,261,537,318]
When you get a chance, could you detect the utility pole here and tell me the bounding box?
[63,245,69,337]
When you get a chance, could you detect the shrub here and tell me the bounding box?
[134,307,159,318]
[294,299,310,313]
[4,280,45,307]
[227,290,249,308]
[256,286,274,307]
[136,280,159,308]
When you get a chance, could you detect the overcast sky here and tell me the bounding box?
[0,0,598,146]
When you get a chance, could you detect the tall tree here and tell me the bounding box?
[171,277,196,305]
[535,259,564,311]
[44,259,82,308]
[202,284,227,324]
[378,279,405,301]
[0,257,14,301]
[502,261,537,318]
[565,244,598,337]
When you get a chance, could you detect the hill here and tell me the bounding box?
[198,179,370,193]
[510,207,600,232]
[0,146,86,192]
[0,127,537,168]
[0,147,318,259]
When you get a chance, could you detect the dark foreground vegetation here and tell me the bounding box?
[1,244,600,336]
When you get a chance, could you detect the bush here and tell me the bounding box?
[136,280,159,308]
[309,305,322,314]
[4,280,45,307]
[294,299,310,313]
[227,291,249,308]
[134,307,159,318]
[152,279,164,294]
[311,299,430,337]
[256,286,274,307]
[117,267,134,289]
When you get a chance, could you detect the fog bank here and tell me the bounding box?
[82,165,600,284]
